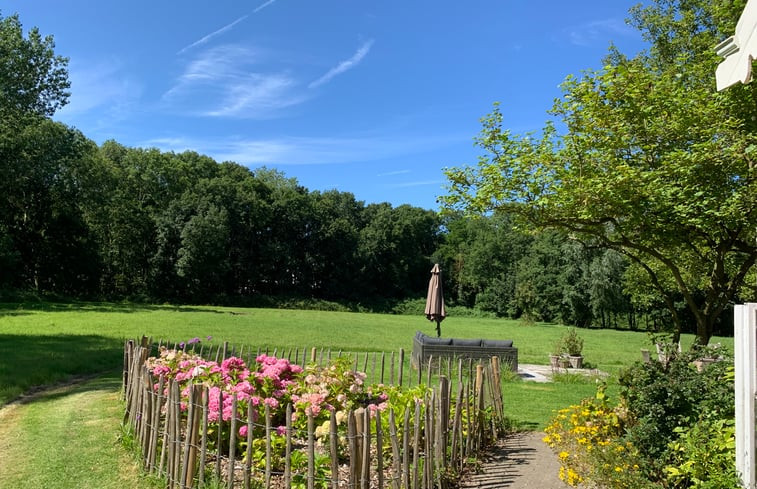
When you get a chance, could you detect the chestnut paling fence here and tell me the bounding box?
[122,338,507,489]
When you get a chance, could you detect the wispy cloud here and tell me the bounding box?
[177,14,250,55]
[163,45,307,118]
[253,0,277,13]
[177,1,280,55]
[57,59,142,121]
[377,169,411,177]
[147,137,288,164]
[142,131,458,166]
[388,179,445,188]
[309,39,375,89]
[565,18,632,47]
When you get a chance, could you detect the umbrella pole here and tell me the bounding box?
[436,320,441,338]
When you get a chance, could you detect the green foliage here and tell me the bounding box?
[289,451,331,489]
[0,12,70,118]
[560,328,584,356]
[617,347,734,478]
[437,212,640,329]
[442,0,757,344]
[665,416,739,489]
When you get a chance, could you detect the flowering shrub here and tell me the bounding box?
[145,346,302,435]
[144,345,392,470]
[294,357,388,416]
[543,385,649,488]
[291,356,392,451]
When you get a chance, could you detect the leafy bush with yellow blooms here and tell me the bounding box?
[545,341,737,488]
[543,384,652,488]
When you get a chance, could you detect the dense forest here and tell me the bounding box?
[0,11,739,336]
[0,121,711,333]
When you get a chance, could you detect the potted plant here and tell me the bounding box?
[692,343,722,372]
[549,340,563,369]
[562,328,584,369]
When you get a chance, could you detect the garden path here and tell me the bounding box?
[458,363,604,488]
[458,431,571,488]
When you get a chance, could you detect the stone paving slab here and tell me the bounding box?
[518,363,607,383]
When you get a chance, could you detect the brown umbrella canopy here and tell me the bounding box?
[424,263,446,337]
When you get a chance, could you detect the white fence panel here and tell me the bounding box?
[735,303,757,489]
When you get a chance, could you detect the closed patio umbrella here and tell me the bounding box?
[424,263,446,337]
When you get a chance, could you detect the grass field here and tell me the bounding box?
[0,301,734,487]
[0,301,732,406]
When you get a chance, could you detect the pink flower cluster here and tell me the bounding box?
[145,348,302,428]
[291,358,389,424]
[144,345,390,448]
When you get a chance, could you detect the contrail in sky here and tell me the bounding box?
[253,0,278,13]
[177,0,279,55]
[177,15,250,55]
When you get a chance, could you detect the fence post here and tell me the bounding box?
[735,303,757,489]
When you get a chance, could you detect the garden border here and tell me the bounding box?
[122,338,508,489]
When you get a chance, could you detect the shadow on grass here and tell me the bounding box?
[10,370,123,407]
[0,301,228,316]
[0,334,125,407]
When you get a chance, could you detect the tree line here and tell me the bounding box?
[1,7,745,340]
[0,100,697,332]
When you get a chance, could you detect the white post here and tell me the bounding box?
[735,303,757,489]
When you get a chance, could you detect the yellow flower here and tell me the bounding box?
[566,468,583,486]
[559,451,569,461]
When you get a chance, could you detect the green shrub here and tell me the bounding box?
[617,346,734,479]
[560,328,584,356]
[390,297,426,315]
[664,416,739,489]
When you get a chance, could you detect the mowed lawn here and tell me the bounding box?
[0,301,732,407]
[0,302,734,487]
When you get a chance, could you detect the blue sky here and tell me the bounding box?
[7,1,646,210]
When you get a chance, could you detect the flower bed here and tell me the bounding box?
[123,338,508,488]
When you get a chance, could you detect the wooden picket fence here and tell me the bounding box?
[122,338,508,489]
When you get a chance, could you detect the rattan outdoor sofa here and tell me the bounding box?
[411,331,518,371]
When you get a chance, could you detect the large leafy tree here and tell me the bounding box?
[443,0,757,344]
[0,12,102,293]
[0,12,69,119]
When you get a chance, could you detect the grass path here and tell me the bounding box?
[0,372,161,489]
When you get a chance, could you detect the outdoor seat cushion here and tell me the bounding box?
[422,336,452,345]
[451,338,482,347]
[482,339,514,348]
